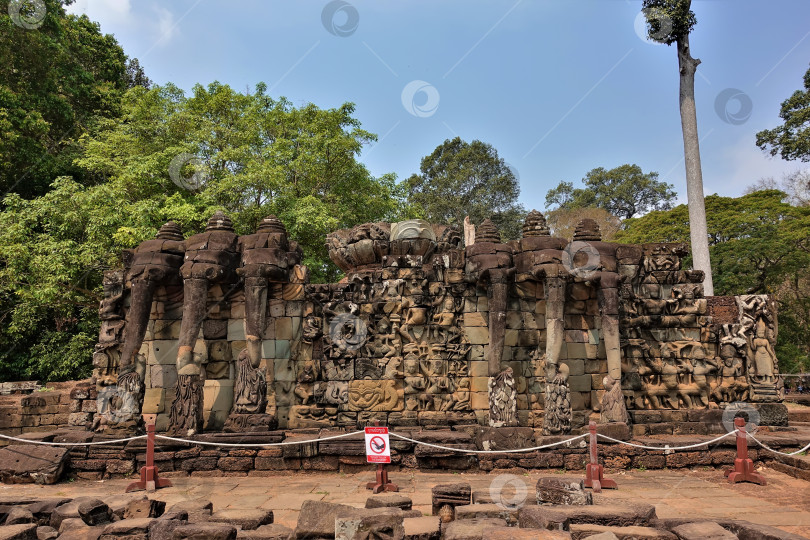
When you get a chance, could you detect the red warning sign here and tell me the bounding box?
[365,426,391,464]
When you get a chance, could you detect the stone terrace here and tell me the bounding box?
[1,467,809,538]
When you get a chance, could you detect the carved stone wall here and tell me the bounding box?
[91,212,783,433]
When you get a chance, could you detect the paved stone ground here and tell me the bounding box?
[1,465,808,537]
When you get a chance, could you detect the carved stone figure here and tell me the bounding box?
[94,214,785,434]
[224,348,277,432]
[466,219,514,376]
[569,219,623,381]
[543,363,571,435]
[515,210,568,382]
[168,211,239,435]
[117,222,185,405]
[488,367,517,427]
[347,380,402,411]
[600,375,629,424]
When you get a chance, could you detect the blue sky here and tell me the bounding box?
[68,0,810,212]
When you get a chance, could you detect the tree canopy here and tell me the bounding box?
[405,137,526,240]
[76,82,406,282]
[545,164,676,220]
[756,64,810,162]
[0,0,142,198]
[545,207,622,242]
[0,81,408,382]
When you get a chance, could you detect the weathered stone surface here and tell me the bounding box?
[474,427,535,451]
[77,500,113,526]
[147,516,188,540]
[0,446,68,485]
[294,501,410,539]
[26,499,72,526]
[403,516,440,540]
[166,500,212,523]
[671,522,738,539]
[569,524,677,539]
[335,512,404,540]
[4,508,33,526]
[443,518,507,540]
[55,526,104,540]
[0,524,37,540]
[756,403,788,427]
[431,483,472,515]
[519,503,656,529]
[454,504,517,526]
[293,500,356,539]
[58,518,85,534]
[482,527,571,539]
[234,523,293,539]
[34,526,57,540]
[170,523,237,540]
[99,518,153,538]
[50,499,98,529]
[365,494,413,510]
[208,509,273,531]
[123,499,165,520]
[536,477,592,506]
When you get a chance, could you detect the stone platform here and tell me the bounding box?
[0,468,808,538]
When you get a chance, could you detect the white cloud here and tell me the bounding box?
[153,6,177,47]
[67,0,132,26]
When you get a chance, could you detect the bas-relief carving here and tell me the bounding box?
[543,363,571,436]
[97,209,784,434]
[488,367,517,427]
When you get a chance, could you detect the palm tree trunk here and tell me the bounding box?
[677,33,714,296]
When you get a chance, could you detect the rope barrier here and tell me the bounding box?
[154,430,366,448]
[748,434,810,457]
[0,433,146,446]
[388,432,588,454]
[596,431,736,451]
[4,428,809,460]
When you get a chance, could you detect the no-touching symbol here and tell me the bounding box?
[365,426,391,464]
[370,436,386,454]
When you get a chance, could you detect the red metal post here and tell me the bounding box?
[126,423,173,493]
[584,421,617,492]
[725,417,766,485]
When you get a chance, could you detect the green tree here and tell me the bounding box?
[0,0,135,198]
[756,64,810,162]
[0,81,406,381]
[77,82,405,282]
[546,207,622,242]
[405,137,526,240]
[544,164,676,219]
[642,0,714,296]
[617,190,810,372]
